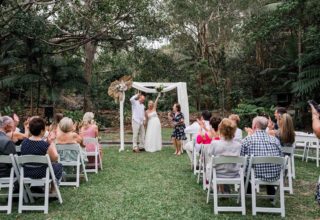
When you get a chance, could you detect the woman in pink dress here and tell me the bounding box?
[79,112,102,165]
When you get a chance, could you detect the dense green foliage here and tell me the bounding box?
[1,0,320,128]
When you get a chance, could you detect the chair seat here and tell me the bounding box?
[60,161,79,166]
[216,178,241,184]
[253,179,280,185]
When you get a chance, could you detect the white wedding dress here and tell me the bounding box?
[145,111,162,152]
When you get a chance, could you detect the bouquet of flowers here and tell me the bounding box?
[155,84,165,93]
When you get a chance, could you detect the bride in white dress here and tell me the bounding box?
[145,93,162,152]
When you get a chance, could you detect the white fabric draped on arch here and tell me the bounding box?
[118,82,189,152]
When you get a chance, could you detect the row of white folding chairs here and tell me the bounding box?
[0,139,102,214]
[205,155,288,217]
[0,154,62,214]
[15,137,103,174]
[196,144,295,195]
[294,131,320,167]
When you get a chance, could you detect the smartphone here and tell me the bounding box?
[308,100,320,113]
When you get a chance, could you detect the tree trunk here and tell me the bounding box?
[83,40,97,111]
[26,38,34,115]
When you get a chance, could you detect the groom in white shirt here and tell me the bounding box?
[130,93,146,153]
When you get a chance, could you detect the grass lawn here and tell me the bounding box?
[1,147,320,219]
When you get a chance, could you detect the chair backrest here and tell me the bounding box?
[15,155,49,166]
[282,146,294,155]
[83,138,99,145]
[56,143,81,152]
[211,155,247,166]
[251,156,286,167]
[0,154,13,164]
[56,143,81,162]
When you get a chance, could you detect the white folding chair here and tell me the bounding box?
[294,132,310,162]
[197,144,211,190]
[56,144,88,187]
[282,147,294,194]
[0,155,16,214]
[15,154,63,214]
[192,139,200,175]
[206,155,247,215]
[83,138,103,173]
[248,156,287,217]
[294,132,320,168]
[305,135,320,167]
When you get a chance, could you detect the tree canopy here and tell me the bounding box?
[1,0,320,128]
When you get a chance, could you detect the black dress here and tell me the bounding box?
[21,139,63,180]
[171,112,187,140]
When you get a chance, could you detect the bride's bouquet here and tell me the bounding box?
[155,84,165,94]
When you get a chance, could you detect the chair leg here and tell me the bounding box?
[197,159,202,184]
[288,159,293,194]
[206,169,212,204]
[76,161,80,187]
[213,180,218,215]
[251,180,257,216]
[18,171,24,214]
[280,178,285,217]
[81,159,88,182]
[317,145,319,167]
[99,154,103,170]
[202,169,207,190]
[292,155,296,179]
[95,154,98,174]
[302,143,307,161]
[306,144,310,163]
[193,152,197,175]
[7,170,14,214]
[44,171,50,214]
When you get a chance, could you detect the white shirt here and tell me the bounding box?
[184,120,211,135]
[234,128,243,142]
[130,95,145,125]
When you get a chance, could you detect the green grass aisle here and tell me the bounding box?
[1,147,320,219]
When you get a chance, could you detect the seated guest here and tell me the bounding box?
[56,117,86,161]
[21,117,63,185]
[6,114,29,145]
[196,116,221,145]
[79,112,102,163]
[273,107,287,130]
[206,118,241,192]
[184,110,212,162]
[240,116,282,196]
[0,116,16,177]
[270,113,295,149]
[228,114,243,142]
[47,113,64,143]
[208,118,241,177]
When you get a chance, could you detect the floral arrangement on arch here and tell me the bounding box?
[108,75,133,102]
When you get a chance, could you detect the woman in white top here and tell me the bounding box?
[144,93,162,152]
